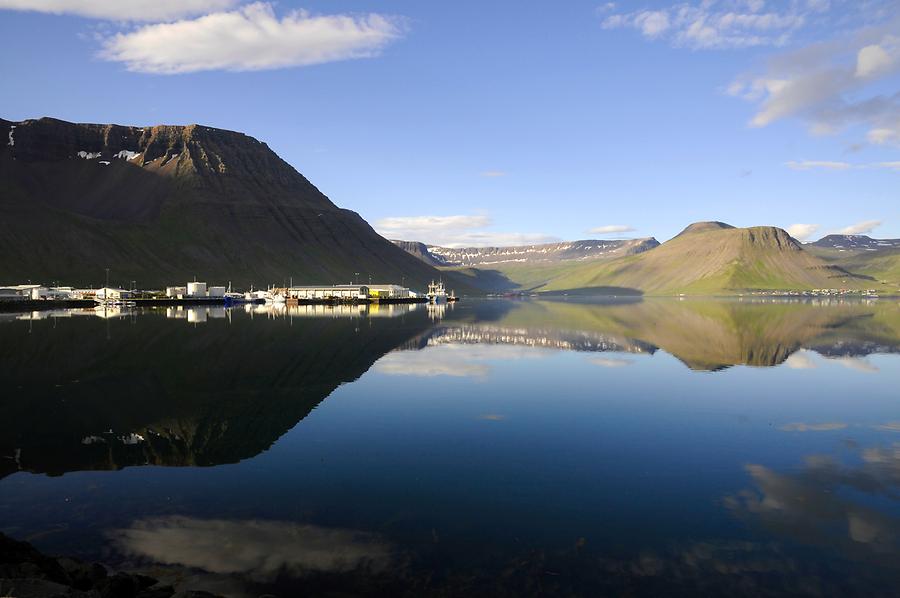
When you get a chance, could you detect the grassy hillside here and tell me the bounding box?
[537,224,870,295]
[806,245,900,289]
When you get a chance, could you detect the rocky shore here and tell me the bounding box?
[0,533,224,598]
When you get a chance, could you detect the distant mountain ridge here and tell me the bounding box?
[393,238,660,267]
[0,117,459,290]
[809,235,900,250]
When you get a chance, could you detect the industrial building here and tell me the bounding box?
[95,287,132,301]
[166,282,226,299]
[367,284,412,299]
[287,285,369,301]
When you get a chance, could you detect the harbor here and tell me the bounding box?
[0,278,459,312]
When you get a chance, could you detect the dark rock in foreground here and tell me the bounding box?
[0,533,224,598]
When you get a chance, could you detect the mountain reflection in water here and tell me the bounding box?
[2,297,900,597]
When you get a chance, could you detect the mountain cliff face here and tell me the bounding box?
[0,117,452,289]
[393,238,660,267]
[541,223,867,295]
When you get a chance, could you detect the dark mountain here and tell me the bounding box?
[0,117,459,290]
[393,238,660,267]
[809,235,900,250]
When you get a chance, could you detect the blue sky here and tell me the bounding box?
[1,0,898,246]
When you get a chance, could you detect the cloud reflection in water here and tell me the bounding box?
[109,516,393,581]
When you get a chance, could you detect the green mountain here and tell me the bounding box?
[805,235,900,289]
[0,117,464,291]
[537,223,870,295]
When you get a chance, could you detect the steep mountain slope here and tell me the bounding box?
[540,222,867,295]
[390,240,446,266]
[0,117,459,290]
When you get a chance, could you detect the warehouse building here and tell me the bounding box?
[288,285,369,301]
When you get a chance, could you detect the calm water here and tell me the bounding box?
[2,298,900,597]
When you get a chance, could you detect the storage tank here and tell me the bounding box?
[187,282,207,297]
[208,286,226,298]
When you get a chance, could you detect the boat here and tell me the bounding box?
[426,281,448,304]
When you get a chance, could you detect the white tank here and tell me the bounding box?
[208,286,226,297]
[187,282,207,297]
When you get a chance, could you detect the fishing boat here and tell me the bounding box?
[426,281,448,304]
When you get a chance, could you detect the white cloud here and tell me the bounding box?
[601,1,811,50]
[856,43,894,78]
[785,160,851,170]
[480,170,507,177]
[100,2,405,74]
[786,224,820,241]
[588,224,636,234]
[0,0,236,21]
[375,213,557,247]
[729,25,900,146]
[837,220,882,235]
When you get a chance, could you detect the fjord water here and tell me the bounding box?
[2,299,900,597]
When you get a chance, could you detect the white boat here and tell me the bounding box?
[426,281,447,304]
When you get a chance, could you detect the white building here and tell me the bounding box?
[368,284,411,299]
[186,282,207,297]
[96,287,132,301]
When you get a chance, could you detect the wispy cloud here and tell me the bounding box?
[375,213,557,247]
[786,224,820,241]
[785,160,851,170]
[100,2,405,74]
[600,0,822,50]
[587,224,636,235]
[728,18,900,146]
[837,220,882,235]
[0,0,236,21]
[480,170,507,177]
[785,160,900,171]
